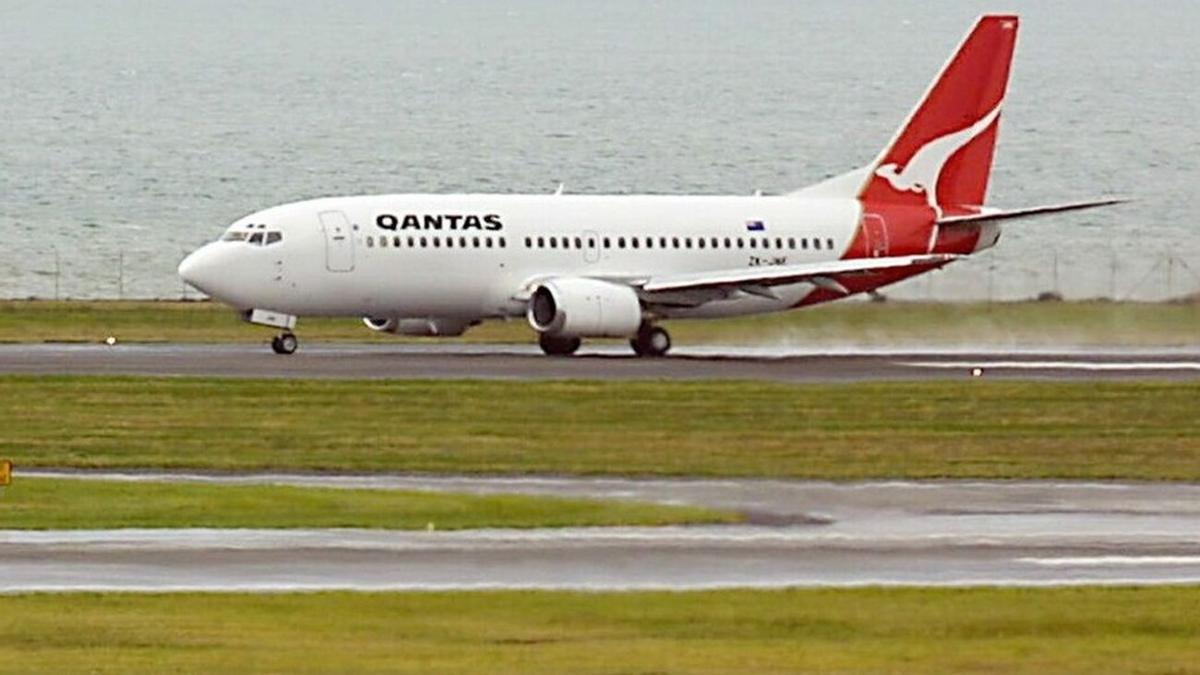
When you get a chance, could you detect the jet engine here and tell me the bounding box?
[526,277,643,338]
[362,317,472,337]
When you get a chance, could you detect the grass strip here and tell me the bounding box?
[0,478,735,530]
[0,587,1198,674]
[2,377,1198,480]
[1,299,1197,346]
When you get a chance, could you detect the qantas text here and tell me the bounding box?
[376,213,503,232]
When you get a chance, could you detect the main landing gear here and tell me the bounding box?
[538,334,581,356]
[270,332,298,355]
[630,324,671,358]
[536,324,671,358]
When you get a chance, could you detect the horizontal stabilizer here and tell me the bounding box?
[938,198,1127,226]
[640,254,958,295]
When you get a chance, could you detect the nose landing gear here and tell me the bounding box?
[271,332,298,355]
[630,324,671,357]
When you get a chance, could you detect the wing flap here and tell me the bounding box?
[640,254,958,294]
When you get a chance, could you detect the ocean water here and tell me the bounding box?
[1,0,1198,300]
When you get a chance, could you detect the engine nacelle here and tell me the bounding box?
[362,317,472,337]
[526,277,643,338]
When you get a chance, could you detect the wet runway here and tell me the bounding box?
[5,472,1200,591]
[1,343,1197,381]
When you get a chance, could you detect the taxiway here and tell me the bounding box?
[4,473,1199,592]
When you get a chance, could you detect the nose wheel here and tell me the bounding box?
[630,324,671,357]
[271,332,298,355]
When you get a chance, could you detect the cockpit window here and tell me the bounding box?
[224,226,282,246]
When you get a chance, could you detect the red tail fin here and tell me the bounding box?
[860,15,1018,215]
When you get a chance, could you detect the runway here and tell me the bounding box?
[5,472,1200,591]
[1,343,1198,381]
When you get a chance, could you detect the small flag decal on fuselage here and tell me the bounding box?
[746,220,766,231]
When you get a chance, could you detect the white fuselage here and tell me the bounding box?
[182,193,867,323]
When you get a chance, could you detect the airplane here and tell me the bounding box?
[178,14,1121,357]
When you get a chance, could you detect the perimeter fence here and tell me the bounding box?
[2,245,1198,304]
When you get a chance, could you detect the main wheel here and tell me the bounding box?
[271,332,298,355]
[538,334,581,356]
[632,325,671,357]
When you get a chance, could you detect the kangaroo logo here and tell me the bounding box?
[874,102,1003,218]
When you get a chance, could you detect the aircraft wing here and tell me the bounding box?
[937,198,1127,226]
[637,254,958,297]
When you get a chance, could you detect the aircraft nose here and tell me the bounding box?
[178,244,220,296]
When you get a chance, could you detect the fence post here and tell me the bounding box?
[53,247,61,301]
[1166,254,1175,299]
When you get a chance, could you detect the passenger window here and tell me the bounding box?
[525,237,533,248]
[537,237,545,248]
[762,238,770,249]
[379,236,387,248]
[407,237,415,247]
[473,237,481,248]
[737,238,744,249]
[445,237,454,248]
[801,238,808,250]
[659,237,668,248]
[787,237,795,249]
[420,237,427,247]
[393,236,401,247]
[266,232,282,245]
[827,238,835,249]
[603,238,611,249]
[672,237,680,248]
[550,237,558,249]
[432,237,440,248]
[574,237,582,249]
[588,238,596,248]
[697,238,705,249]
[499,238,507,248]
[486,237,493,248]
[812,239,821,250]
[775,238,783,249]
[460,237,467,248]
[724,237,732,249]
[749,238,756,249]
[631,238,639,249]
[685,238,693,249]
[364,235,373,248]
[561,236,570,248]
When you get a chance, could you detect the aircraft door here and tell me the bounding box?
[318,210,355,272]
[582,230,600,264]
[862,214,888,258]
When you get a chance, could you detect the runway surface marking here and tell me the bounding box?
[902,360,1200,371]
[1019,556,1200,567]
[5,472,1200,591]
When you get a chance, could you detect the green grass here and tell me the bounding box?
[0,478,736,530]
[1,587,1198,673]
[2,377,1198,479]
[2,298,1197,345]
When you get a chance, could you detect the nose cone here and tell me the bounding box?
[178,244,222,297]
